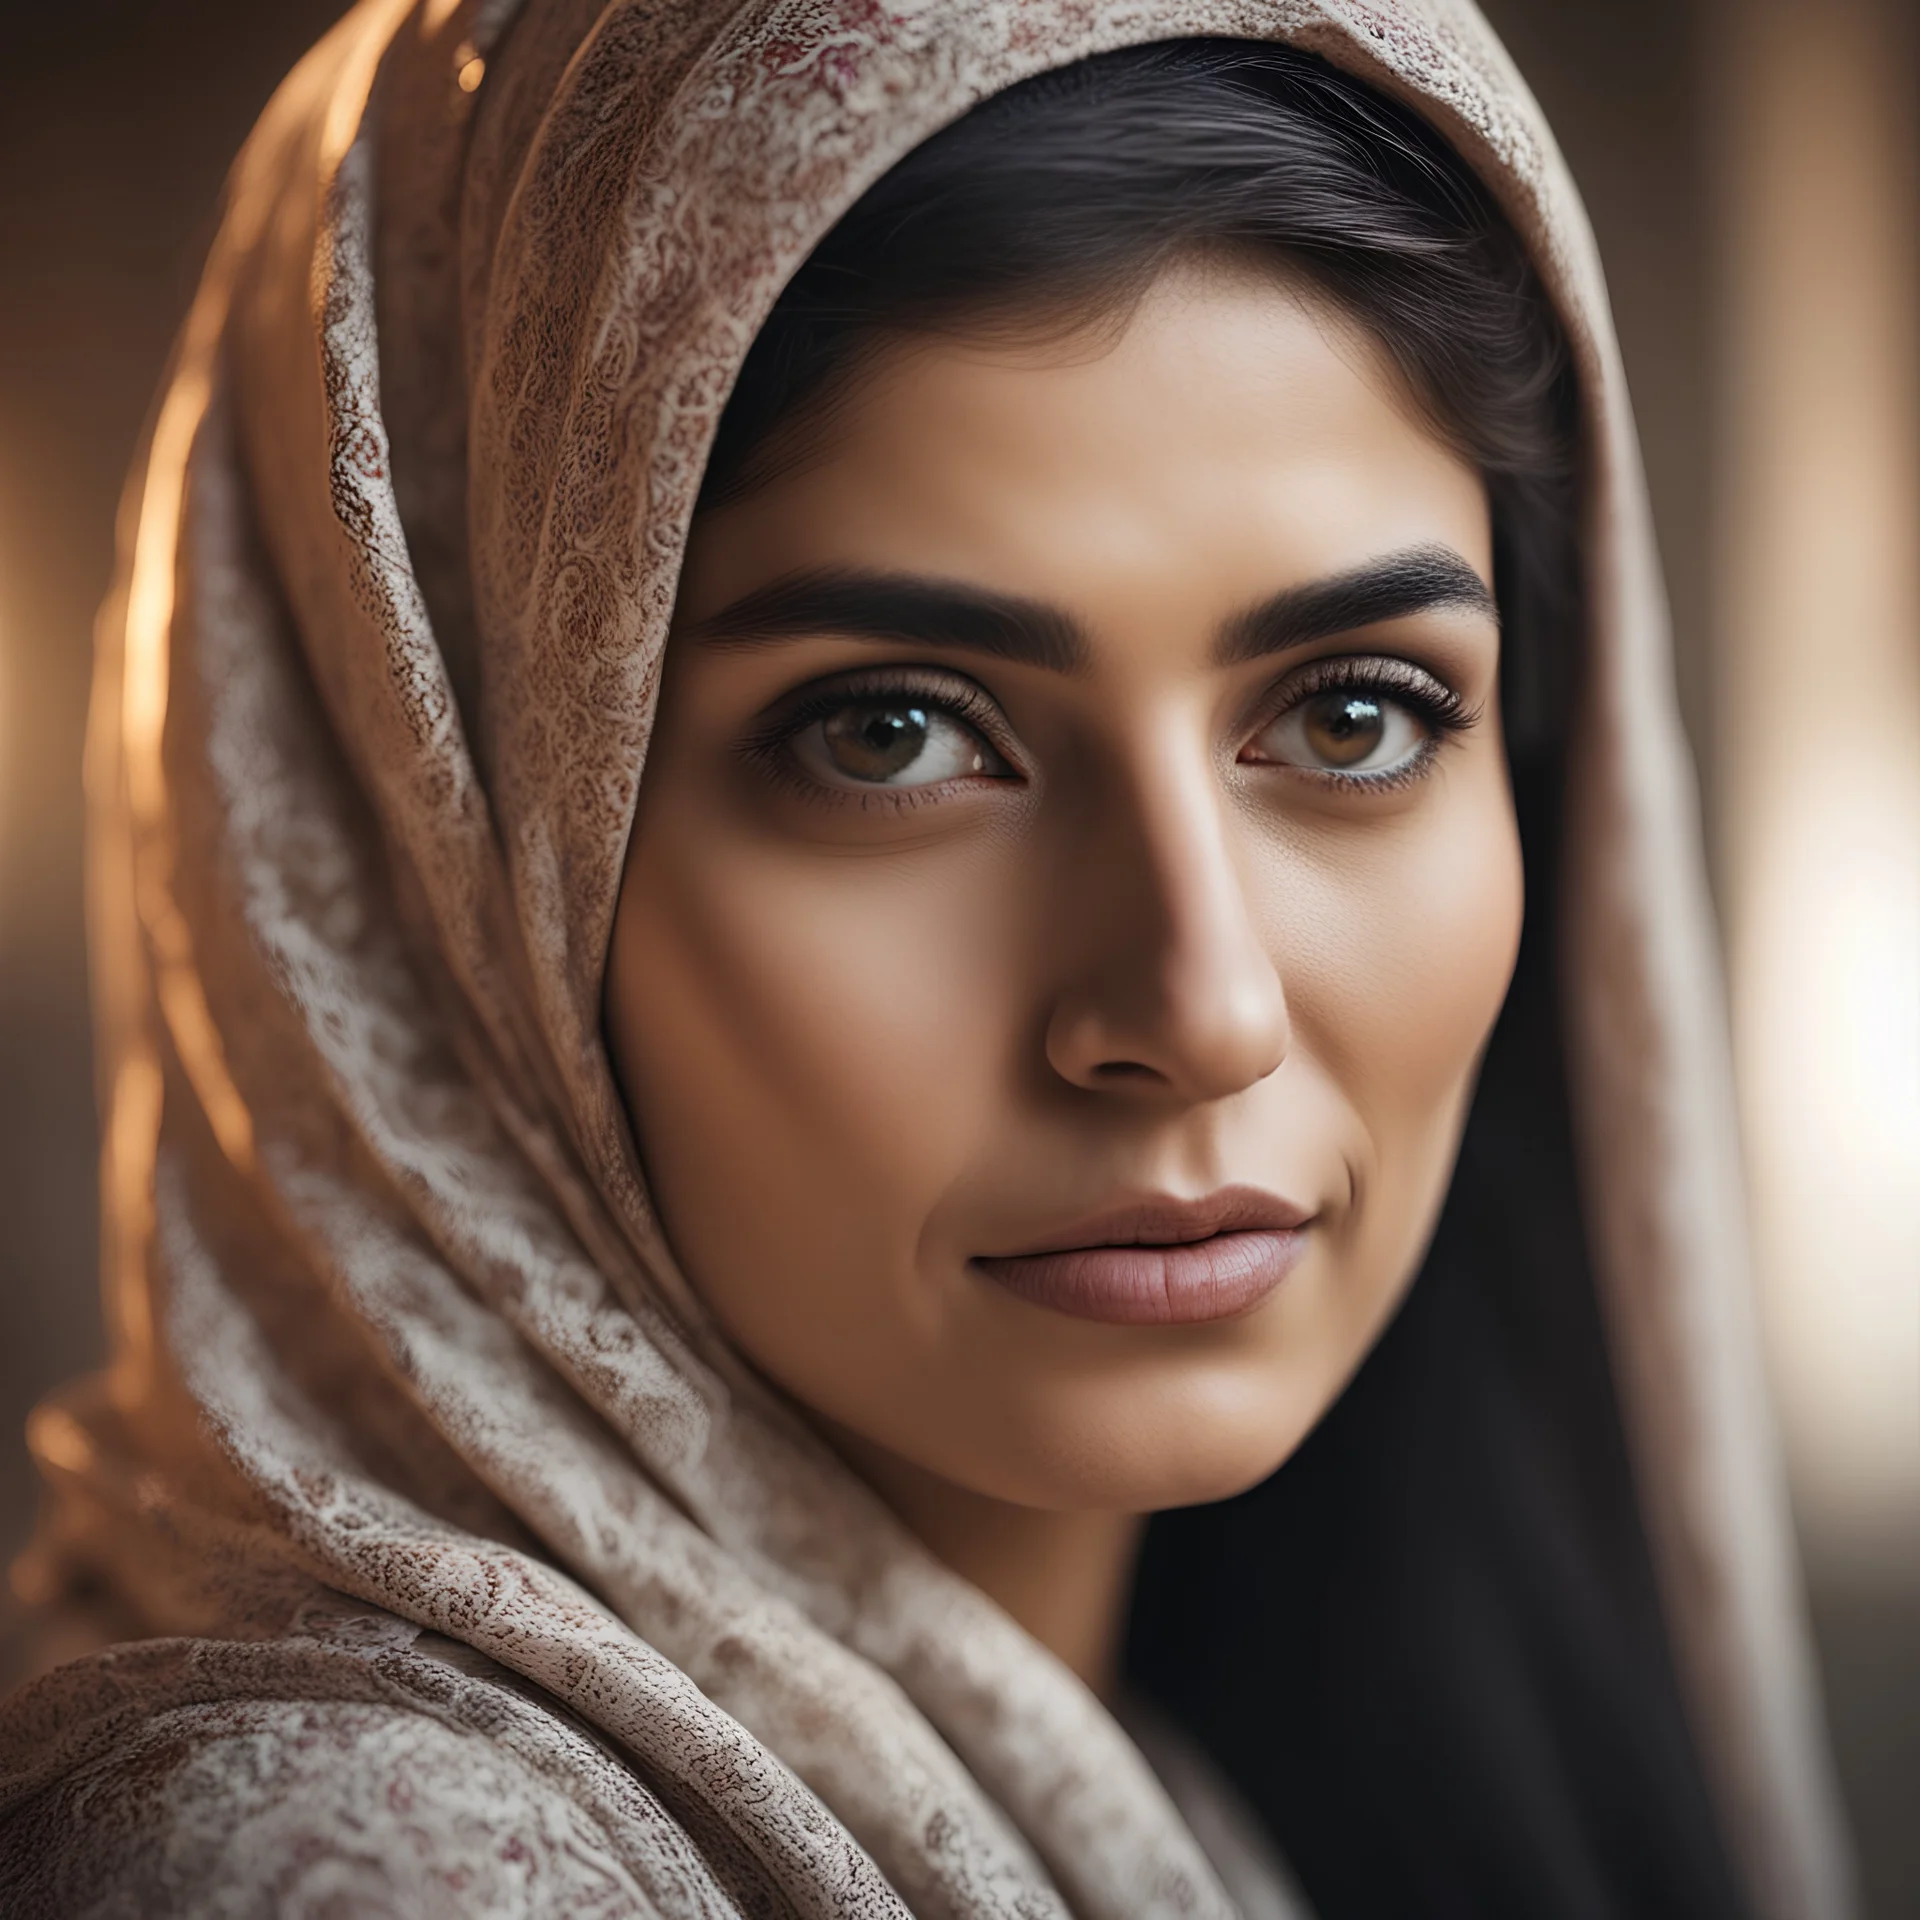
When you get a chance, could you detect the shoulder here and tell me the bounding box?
[0,1633,698,1919]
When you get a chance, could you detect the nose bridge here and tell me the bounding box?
[1047,736,1290,1100]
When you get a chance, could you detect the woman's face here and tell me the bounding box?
[608,260,1521,1513]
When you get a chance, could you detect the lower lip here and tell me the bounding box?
[973,1229,1306,1326]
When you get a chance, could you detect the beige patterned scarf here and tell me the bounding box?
[0,2,1851,1915]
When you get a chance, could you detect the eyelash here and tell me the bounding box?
[1246,655,1480,791]
[740,667,1020,810]
[743,655,1478,806]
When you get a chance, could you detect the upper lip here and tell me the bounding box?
[978,1184,1313,1259]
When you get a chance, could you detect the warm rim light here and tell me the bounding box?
[0,569,7,870]
[0,480,12,880]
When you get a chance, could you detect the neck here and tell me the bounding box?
[830,1434,1145,1697]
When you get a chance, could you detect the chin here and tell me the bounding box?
[958,1357,1341,1514]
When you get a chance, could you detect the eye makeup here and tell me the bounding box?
[736,646,1479,810]
[738,664,1024,807]
[1239,653,1480,792]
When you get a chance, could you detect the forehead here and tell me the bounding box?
[676,260,1490,637]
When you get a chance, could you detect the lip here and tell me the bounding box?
[971,1186,1313,1326]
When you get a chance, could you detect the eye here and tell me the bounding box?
[1257,689,1422,774]
[790,699,1009,789]
[1246,674,1454,781]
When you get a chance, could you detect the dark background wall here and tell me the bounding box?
[0,3,1910,1911]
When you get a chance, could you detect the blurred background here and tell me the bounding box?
[0,0,1914,1910]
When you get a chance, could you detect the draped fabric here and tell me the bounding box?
[0,2,1850,1915]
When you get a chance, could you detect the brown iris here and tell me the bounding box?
[1298,691,1386,768]
[821,702,935,782]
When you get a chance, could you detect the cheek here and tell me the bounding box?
[1275,759,1524,1212]
[608,821,1016,1311]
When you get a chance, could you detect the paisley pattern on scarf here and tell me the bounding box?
[0,3,1849,1916]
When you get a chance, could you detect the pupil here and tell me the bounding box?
[1307,693,1384,766]
[825,703,929,780]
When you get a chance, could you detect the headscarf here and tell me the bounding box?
[0,2,1851,1916]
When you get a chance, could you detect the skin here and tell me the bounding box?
[607,259,1522,1693]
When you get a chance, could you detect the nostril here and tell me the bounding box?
[1092,1060,1161,1081]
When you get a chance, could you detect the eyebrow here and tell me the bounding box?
[687,543,1494,675]
[688,568,1088,673]
[1214,544,1497,666]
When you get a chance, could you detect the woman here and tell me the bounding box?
[0,2,1851,1916]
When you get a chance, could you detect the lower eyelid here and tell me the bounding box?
[1240,708,1452,790]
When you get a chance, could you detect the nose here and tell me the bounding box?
[1043,761,1290,1104]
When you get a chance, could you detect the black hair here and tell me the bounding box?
[701,40,1581,760]
[703,43,1751,1920]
